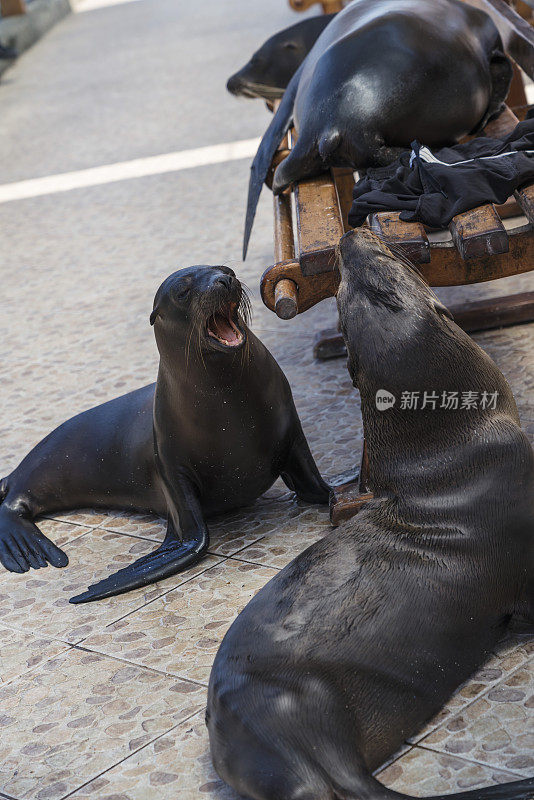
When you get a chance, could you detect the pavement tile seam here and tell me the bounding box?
[42,514,100,528]
[414,652,534,746]
[413,655,534,775]
[224,551,284,570]
[0,619,82,648]
[84,526,164,545]
[58,709,208,800]
[407,644,534,745]
[373,745,414,777]
[89,520,283,553]
[411,744,524,781]
[70,644,210,689]
[0,638,75,690]
[37,521,96,548]
[94,555,231,631]
[0,646,209,800]
[0,638,208,696]
[57,711,209,800]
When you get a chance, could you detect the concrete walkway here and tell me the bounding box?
[0,1,532,798]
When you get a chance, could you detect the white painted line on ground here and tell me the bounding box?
[0,138,261,204]
[74,0,141,12]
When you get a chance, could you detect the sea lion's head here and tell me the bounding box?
[336,229,453,384]
[226,17,329,101]
[150,265,250,356]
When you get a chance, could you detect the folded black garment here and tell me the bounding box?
[348,120,534,230]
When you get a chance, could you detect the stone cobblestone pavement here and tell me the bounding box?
[0,0,533,797]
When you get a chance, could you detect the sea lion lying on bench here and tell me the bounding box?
[0,266,330,604]
[243,0,513,257]
[207,230,534,800]
[226,15,335,102]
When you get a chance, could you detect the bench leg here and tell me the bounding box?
[450,291,534,333]
[314,327,347,360]
[330,441,373,525]
[315,292,534,361]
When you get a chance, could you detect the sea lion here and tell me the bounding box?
[243,0,513,257]
[207,230,534,800]
[0,42,17,60]
[0,266,330,604]
[226,14,335,102]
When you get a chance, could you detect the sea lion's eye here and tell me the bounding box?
[173,286,191,301]
[283,41,299,51]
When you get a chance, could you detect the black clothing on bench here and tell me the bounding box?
[348,120,534,230]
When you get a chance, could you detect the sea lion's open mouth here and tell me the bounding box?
[207,304,244,348]
[240,82,284,100]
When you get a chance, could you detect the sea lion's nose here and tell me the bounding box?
[226,73,242,95]
[214,274,233,291]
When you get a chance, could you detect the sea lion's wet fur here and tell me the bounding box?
[226,14,335,101]
[0,266,329,602]
[243,0,512,257]
[207,231,534,800]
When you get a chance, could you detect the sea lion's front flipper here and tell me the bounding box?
[69,525,208,604]
[513,576,534,632]
[0,490,69,573]
[243,63,303,259]
[70,473,209,604]
[280,423,331,505]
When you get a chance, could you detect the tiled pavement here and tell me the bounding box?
[0,0,533,798]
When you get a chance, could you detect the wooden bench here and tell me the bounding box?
[261,104,534,327]
[264,0,534,521]
[288,0,345,13]
[0,0,26,14]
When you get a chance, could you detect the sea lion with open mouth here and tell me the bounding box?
[207,230,534,800]
[0,266,330,604]
[226,14,335,102]
[243,0,513,257]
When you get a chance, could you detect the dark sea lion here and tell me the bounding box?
[0,43,17,60]
[243,0,513,257]
[226,14,335,101]
[207,230,534,800]
[0,266,330,604]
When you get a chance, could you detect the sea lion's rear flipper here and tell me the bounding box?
[488,49,514,119]
[69,522,209,604]
[243,63,303,259]
[472,49,513,134]
[327,767,534,800]
[336,769,534,800]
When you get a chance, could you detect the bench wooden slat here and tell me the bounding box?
[273,192,295,263]
[483,105,520,138]
[331,167,356,232]
[369,212,431,263]
[514,183,534,223]
[449,204,509,260]
[294,174,345,276]
[289,0,344,10]
[0,0,26,14]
